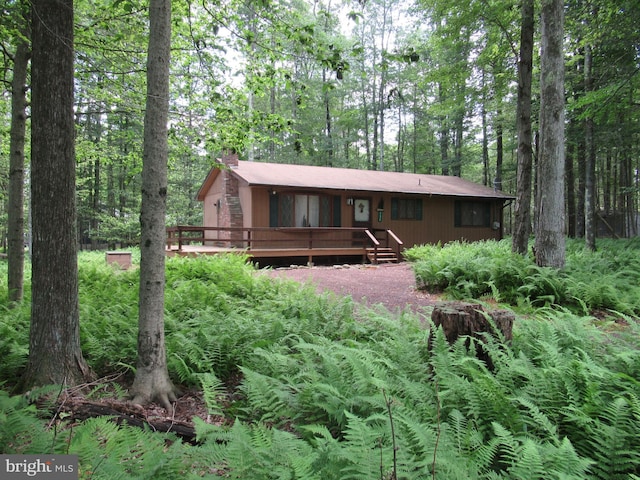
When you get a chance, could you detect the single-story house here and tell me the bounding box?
[171,153,513,263]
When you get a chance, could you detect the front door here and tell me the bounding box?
[353,198,372,228]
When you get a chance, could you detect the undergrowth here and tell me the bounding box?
[406,238,640,315]
[1,245,640,478]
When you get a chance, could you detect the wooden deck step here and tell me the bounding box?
[366,247,399,264]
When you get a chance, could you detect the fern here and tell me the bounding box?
[338,411,391,480]
[70,417,187,479]
[239,366,294,425]
[199,372,226,416]
[581,396,640,479]
[0,389,56,454]
[195,418,322,479]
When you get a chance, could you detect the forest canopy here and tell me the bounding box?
[1,0,639,246]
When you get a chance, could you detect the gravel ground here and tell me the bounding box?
[266,262,439,318]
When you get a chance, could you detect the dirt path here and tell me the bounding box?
[267,262,438,317]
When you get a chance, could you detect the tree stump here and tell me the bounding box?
[428,301,514,371]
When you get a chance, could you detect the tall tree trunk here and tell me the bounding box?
[378,71,386,171]
[495,106,503,190]
[453,109,463,177]
[575,135,586,237]
[535,0,566,268]
[584,44,596,251]
[24,0,92,388]
[566,138,576,237]
[129,0,178,412]
[8,38,30,304]
[511,0,534,255]
[323,69,334,166]
[481,72,490,186]
[439,84,449,175]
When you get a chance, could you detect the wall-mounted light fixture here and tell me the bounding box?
[346,197,354,206]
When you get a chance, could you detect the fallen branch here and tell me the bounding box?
[56,398,199,444]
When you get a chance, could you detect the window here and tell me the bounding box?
[454,201,491,227]
[270,193,340,227]
[391,198,423,220]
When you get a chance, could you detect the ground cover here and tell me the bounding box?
[1,242,639,479]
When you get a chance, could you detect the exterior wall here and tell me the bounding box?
[357,193,502,248]
[250,187,270,228]
[241,187,503,249]
[202,180,223,242]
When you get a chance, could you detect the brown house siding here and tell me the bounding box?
[247,188,502,249]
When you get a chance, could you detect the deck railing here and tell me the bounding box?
[166,225,403,262]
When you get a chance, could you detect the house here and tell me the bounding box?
[169,153,513,264]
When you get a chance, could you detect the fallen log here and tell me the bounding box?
[54,397,200,444]
[428,301,514,371]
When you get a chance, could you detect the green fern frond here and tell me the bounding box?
[70,416,186,479]
[239,366,294,425]
[512,396,558,439]
[0,390,55,454]
[199,372,225,416]
[583,396,640,479]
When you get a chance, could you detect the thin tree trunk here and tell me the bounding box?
[566,138,576,237]
[535,0,565,268]
[511,0,534,255]
[576,135,586,237]
[495,107,503,190]
[481,72,490,186]
[25,0,92,388]
[453,109,463,177]
[439,84,449,175]
[130,0,178,412]
[8,38,30,304]
[584,44,596,251]
[323,69,334,166]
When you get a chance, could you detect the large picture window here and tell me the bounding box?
[270,193,340,227]
[391,198,423,220]
[454,201,491,227]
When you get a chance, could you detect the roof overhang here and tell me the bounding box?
[196,160,515,201]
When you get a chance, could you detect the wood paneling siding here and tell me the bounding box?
[245,187,504,249]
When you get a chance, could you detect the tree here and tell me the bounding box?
[129,0,178,411]
[511,0,535,255]
[6,4,30,304]
[23,0,92,387]
[534,0,565,268]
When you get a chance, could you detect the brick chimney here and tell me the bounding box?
[219,151,243,246]
[221,150,239,168]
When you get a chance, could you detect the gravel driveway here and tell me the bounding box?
[267,262,438,317]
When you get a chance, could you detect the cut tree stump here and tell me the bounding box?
[428,301,514,371]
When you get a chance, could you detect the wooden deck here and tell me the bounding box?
[166,226,403,264]
[166,244,371,263]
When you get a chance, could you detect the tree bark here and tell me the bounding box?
[429,302,514,371]
[583,44,596,251]
[129,0,178,412]
[511,0,534,255]
[534,0,566,268]
[24,0,92,388]
[8,35,30,304]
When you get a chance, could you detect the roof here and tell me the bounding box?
[197,160,514,201]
